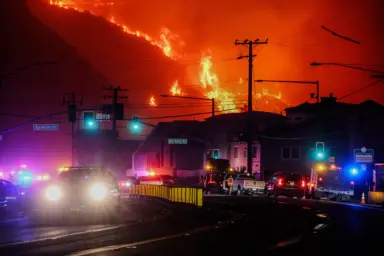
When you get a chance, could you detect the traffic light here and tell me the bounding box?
[84,111,95,127]
[131,116,140,131]
[315,142,325,160]
[68,105,76,123]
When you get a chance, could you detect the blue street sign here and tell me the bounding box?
[33,124,59,131]
[354,147,374,163]
[168,138,187,144]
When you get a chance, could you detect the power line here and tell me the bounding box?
[321,25,360,44]
[137,108,238,120]
[338,79,383,100]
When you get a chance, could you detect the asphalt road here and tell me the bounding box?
[0,198,166,247]
[1,195,384,255]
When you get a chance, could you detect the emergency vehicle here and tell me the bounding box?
[309,164,359,201]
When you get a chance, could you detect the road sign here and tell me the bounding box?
[168,138,187,144]
[354,147,374,163]
[33,124,59,131]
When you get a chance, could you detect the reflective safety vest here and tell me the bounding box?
[228,177,233,187]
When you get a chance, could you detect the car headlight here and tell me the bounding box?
[45,185,62,201]
[89,183,108,200]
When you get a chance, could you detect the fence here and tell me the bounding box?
[124,185,203,207]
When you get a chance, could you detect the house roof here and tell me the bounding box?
[285,99,384,117]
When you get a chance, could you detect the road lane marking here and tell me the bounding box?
[0,225,124,248]
[270,236,302,250]
[70,225,216,256]
[316,213,328,218]
[70,213,243,256]
[313,223,327,230]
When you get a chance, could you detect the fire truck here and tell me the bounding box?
[309,163,369,201]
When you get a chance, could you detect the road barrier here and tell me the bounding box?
[125,185,203,207]
[368,191,384,204]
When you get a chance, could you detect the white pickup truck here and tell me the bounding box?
[223,174,265,195]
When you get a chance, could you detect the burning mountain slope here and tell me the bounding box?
[0,0,110,169]
[28,1,181,102]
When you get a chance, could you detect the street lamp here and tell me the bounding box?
[160,94,215,117]
[310,62,384,74]
[255,79,320,103]
[0,61,58,88]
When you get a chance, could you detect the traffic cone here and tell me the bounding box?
[361,192,366,204]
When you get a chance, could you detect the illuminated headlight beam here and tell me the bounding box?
[89,183,108,200]
[46,185,62,201]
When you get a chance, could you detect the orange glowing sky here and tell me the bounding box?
[48,0,384,112]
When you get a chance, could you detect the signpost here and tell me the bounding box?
[33,124,59,131]
[168,138,187,144]
[354,147,374,163]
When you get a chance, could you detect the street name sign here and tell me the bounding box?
[354,147,374,163]
[168,138,187,144]
[33,124,59,131]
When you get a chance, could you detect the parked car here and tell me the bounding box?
[265,172,308,198]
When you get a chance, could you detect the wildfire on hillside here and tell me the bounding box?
[170,80,183,96]
[149,96,157,106]
[49,0,286,114]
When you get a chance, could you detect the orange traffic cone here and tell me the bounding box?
[361,192,366,204]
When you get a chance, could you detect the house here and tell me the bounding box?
[204,112,285,176]
[132,121,207,177]
[260,95,384,178]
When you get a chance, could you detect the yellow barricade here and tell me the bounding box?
[368,191,384,204]
[125,185,203,207]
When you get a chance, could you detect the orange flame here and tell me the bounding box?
[256,88,282,101]
[170,80,183,96]
[50,1,183,59]
[50,1,285,114]
[149,96,157,106]
[199,50,238,113]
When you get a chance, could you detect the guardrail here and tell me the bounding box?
[124,185,203,207]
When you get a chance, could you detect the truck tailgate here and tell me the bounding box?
[244,180,265,189]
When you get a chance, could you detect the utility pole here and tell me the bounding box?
[104,86,128,134]
[235,38,268,177]
[63,91,84,166]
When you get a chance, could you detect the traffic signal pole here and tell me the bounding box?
[235,39,268,176]
[63,91,83,165]
[104,86,128,134]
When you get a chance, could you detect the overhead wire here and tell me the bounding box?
[338,79,384,100]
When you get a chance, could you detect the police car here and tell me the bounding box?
[25,166,121,222]
[0,179,24,219]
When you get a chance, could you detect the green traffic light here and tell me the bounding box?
[317,152,323,158]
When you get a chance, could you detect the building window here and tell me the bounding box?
[252,146,257,159]
[244,147,247,159]
[291,147,300,159]
[234,147,238,159]
[282,147,291,159]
